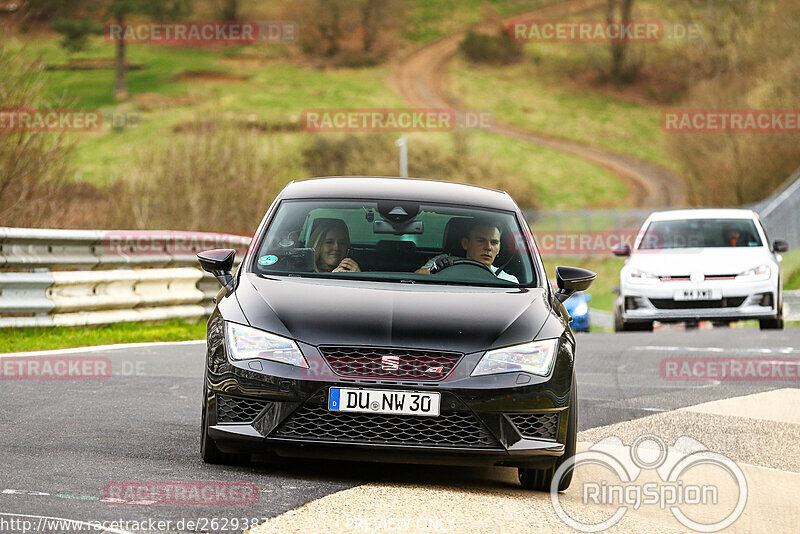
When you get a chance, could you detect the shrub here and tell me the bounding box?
[0,45,79,227]
[301,132,538,207]
[459,30,523,65]
[113,119,302,234]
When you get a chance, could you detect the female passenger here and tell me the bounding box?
[308,219,361,273]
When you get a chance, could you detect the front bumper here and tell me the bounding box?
[620,278,779,323]
[204,333,574,468]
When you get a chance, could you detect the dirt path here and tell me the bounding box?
[388,0,686,208]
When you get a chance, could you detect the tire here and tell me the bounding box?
[619,320,653,332]
[201,387,247,465]
[760,317,784,330]
[519,377,577,492]
[760,299,784,330]
[613,309,624,332]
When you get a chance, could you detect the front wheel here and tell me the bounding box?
[759,317,784,330]
[519,377,577,492]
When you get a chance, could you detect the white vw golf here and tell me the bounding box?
[614,209,788,331]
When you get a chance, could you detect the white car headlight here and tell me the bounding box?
[627,268,659,283]
[225,322,308,368]
[471,338,558,377]
[735,264,771,281]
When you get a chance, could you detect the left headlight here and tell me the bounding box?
[735,264,771,281]
[225,322,308,368]
[471,338,559,377]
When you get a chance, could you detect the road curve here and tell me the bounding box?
[388,0,686,208]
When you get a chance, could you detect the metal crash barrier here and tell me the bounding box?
[0,228,251,327]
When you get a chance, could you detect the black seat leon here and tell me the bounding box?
[197,177,595,492]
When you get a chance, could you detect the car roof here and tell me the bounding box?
[646,208,757,222]
[279,177,518,211]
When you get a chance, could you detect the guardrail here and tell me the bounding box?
[0,228,251,327]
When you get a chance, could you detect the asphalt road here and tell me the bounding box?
[1,328,798,533]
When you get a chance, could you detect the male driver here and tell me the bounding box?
[416,220,518,282]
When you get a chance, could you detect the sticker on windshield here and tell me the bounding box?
[258,255,278,266]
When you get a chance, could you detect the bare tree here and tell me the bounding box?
[606,0,638,82]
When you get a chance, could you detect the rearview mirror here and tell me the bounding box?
[555,266,597,303]
[773,240,789,253]
[612,244,631,256]
[197,249,235,289]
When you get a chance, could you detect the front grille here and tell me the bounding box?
[273,405,499,448]
[649,297,746,309]
[216,395,268,423]
[320,346,462,381]
[508,413,559,440]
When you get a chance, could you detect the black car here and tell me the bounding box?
[197,177,595,491]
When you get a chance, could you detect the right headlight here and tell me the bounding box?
[735,264,771,282]
[225,322,308,368]
[471,338,558,377]
[627,268,659,284]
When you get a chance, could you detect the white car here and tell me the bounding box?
[614,209,788,331]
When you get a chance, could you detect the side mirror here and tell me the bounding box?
[197,249,236,289]
[555,266,597,303]
[612,244,631,256]
[773,240,789,253]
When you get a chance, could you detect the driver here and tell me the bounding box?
[724,227,742,247]
[416,221,518,282]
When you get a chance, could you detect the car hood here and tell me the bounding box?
[235,273,553,353]
[629,247,774,276]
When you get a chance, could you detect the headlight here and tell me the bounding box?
[225,322,308,368]
[471,338,558,377]
[735,264,771,281]
[627,268,658,283]
[573,301,589,316]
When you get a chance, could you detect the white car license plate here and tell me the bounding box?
[328,388,440,417]
[674,289,722,301]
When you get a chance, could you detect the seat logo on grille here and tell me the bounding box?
[381,355,400,371]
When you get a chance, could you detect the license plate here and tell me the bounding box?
[674,289,722,301]
[328,388,440,417]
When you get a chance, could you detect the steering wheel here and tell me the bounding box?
[442,258,494,274]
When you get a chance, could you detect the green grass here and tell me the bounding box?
[781,249,800,290]
[0,318,206,353]
[449,55,669,167]
[404,0,551,43]
[468,131,627,208]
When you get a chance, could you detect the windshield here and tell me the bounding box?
[251,200,536,286]
[638,218,763,250]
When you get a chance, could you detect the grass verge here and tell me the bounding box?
[0,318,206,353]
[449,55,669,167]
[781,249,800,290]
